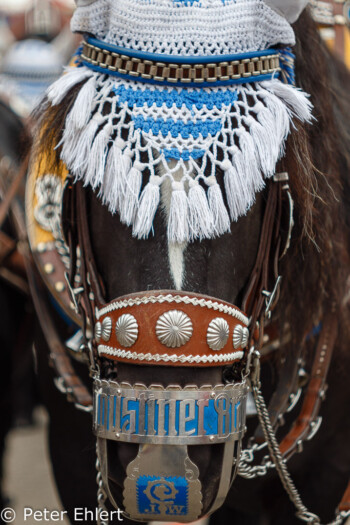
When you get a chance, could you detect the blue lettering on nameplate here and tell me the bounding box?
[137,475,188,516]
[96,391,243,440]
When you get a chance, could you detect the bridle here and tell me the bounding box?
[19,153,349,523]
[14,5,349,519]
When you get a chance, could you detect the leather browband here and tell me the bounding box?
[95,290,249,367]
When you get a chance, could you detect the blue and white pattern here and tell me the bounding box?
[45,0,312,243]
[48,70,312,243]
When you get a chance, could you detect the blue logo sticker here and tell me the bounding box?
[137,476,188,516]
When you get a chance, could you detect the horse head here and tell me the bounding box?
[30,0,350,522]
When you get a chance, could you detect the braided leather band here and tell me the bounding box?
[94,290,249,367]
[81,38,281,87]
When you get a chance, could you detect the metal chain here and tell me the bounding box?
[96,446,110,525]
[250,351,349,525]
[238,441,275,479]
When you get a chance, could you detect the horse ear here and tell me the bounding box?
[264,0,309,23]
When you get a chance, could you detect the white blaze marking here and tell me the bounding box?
[159,162,187,290]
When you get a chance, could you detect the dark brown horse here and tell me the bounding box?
[31,9,350,525]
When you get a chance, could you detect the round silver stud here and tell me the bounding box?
[233,325,250,349]
[156,310,193,348]
[95,321,102,342]
[207,318,229,351]
[101,316,112,342]
[115,314,139,348]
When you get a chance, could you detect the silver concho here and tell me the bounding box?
[95,321,102,342]
[101,316,112,342]
[156,310,193,348]
[116,314,139,347]
[233,325,249,349]
[207,318,229,351]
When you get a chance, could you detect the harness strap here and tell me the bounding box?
[26,251,93,408]
[0,154,28,231]
[279,309,338,460]
[7,161,93,408]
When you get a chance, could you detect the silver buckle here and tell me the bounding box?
[262,276,282,319]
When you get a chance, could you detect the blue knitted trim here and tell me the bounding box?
[114,85,238,110]
[173,0,201,5]
[133,116,221,139]
[163,148,205,160]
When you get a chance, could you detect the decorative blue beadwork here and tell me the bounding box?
[114,85,238,111]
[132,116,221,139]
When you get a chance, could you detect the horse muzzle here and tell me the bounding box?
[94,379,248,522]
[91,290,250,522]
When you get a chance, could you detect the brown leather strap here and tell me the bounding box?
[95,290,250,367]
[24,245,92,407]
[279,311,338,459]
[0,154,28,231]
[339,480,350,512]
[332,0,346,60]
[0,230,17,264]
[9,172,93,408]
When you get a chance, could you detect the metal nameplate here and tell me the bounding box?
[123,444,202,522]
[93,380,248,445]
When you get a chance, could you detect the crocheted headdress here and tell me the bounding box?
[47,0,312,243]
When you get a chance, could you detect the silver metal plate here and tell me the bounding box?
[123,444,202,522]
[93,380,248,445]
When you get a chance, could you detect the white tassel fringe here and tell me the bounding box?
[47,67,93,106]
[167,182,189,244]
[133,176,161,239]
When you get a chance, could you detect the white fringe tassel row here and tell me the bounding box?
[47,68,313,243]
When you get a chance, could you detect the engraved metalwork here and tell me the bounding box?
[34,174,63,233]
[95,322,102,342]
[101,317,112,342]
[93,379,248,445]
[156,310,193,348]
[207,318,229,351]
[123,444,202,522]
[233,325,249,349]
[115,314,138,347]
